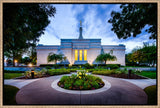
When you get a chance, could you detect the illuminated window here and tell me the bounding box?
[75,50,78,61]
[79,50,82,61]
[84,50,87,60]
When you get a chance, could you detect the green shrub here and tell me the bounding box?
[92,70,115,75]
[64,83,72,89]
[48,68,70,76]
[114,68,128,74]
[83,81,91,89]
[83,63,93,69]
[24,70,45,78]
[58,74,104,90]
[91,81,99,89]
[144,85,157,105]
[106,64,120,69]
[45,66,52,69]
[60,76,69,82]
[74,79,83,87]
[4,85,19,105]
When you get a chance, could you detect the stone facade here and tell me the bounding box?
[36,23,126,66]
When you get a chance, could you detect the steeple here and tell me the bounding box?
[79,21,83,39]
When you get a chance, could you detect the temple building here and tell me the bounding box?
[36,22,125,66]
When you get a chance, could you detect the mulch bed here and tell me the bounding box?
[108,73,147,79]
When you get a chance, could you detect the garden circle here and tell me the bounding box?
[51,78,111,94]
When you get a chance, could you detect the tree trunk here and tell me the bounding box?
[13,51,15,67]
[105,60,106,64]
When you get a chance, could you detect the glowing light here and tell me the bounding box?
[79,50,82,61]
[84,50,87,60]
[14,60,17,63]
[75,50,78,61]
[28,63,32,67]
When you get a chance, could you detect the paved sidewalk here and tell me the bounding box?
[16,76,148,104]
[4,79,40,89]
[4,74,156,89]
[121,79,156,89]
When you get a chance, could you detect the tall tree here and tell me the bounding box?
[126,42,156,66]
[108,4,157,39]
[3,4,56,66]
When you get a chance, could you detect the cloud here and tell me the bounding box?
[38,4,156,53]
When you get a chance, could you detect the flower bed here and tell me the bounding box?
[57,70,105,90]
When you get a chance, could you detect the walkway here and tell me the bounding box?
[4,74,156,89]
[4,79,39,89]
[15,75,148,105]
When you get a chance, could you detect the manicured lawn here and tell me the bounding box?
[4,73,23,79]
[144,85,157,105]
[4,85,19,105]
[135,71,156,79]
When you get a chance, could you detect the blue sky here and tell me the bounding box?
[38,4,155,54]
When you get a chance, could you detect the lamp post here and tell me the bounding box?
[128,69,132,79]
[14,60,18,66]
[28,63,34,79]
[31,69,34,79]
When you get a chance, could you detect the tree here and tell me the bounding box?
[140,43,156,66]
[61,56,67,67]
[27,47,37,65]
[4,4,56,66]
[126,42,156,66]
[108,4,157,39]
[47,53,63,64]
[20,57,32,65]
[96,51,117,64]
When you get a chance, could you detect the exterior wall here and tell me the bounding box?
[87,48,101,64]
[61,48,73,65]
[102,45,125,66]
[37,49,58,66]
[36,45,60,66]
[36,40,126,66]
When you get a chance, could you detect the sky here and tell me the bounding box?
[38,4,156,54]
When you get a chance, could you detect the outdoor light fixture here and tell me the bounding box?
[31,69,34,79]
[14,60,17,63]
[28,63,32,67]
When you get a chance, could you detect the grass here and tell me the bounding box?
[135,71,156,79]
[121,66,151,68]
[144,85,157,105]
[4,85,19,105]
[4,73,23,79]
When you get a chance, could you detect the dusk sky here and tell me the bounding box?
[38,4,155,54]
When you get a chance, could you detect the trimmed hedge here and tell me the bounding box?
[92,70,116,75]
[39,64,120,69]
[48,69,70,75]
[40,64,69,68]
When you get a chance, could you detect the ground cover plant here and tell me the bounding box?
[58,70,104,90]
[23,68,71,79]
[4,85,19,105]
[144,85,157,105]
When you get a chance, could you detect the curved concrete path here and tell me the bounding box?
[16,75,148,105]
